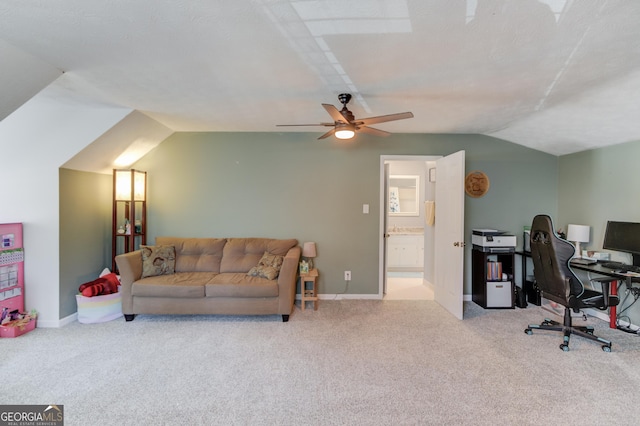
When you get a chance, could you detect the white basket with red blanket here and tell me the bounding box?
[75,269,123,324]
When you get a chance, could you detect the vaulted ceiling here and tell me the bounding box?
[2,0,639,157]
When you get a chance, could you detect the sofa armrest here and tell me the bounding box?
[115,250,142,314]
[277,246,301,315]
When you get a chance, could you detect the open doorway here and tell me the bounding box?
[380,156,439,300]
[385,271,433,300]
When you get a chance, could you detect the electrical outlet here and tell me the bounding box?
[344,271,351,281]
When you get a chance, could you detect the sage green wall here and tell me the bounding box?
[559,139,640,324]
[59,168,112,319]
[134,131,558,296]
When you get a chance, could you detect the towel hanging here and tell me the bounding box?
[425,201,435,226]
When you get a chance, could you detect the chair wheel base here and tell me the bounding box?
[526,311,612,352]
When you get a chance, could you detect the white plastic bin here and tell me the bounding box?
[76,291,123,324]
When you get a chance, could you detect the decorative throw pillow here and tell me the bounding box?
[141,245,176,278]
[247,251,284,280]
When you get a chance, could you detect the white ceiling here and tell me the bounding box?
[1,0,640,156]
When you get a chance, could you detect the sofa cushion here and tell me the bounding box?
[220,238,298,273]
[132,272,213,298]
[206,273,279,297]
[141,245,176,278]
[156,237,226,272]
[247,251,284,280]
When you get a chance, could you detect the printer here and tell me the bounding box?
[472,229,516,252]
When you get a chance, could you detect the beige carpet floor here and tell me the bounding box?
[2,300,640,425]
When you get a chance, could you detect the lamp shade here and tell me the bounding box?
[567,224,590,243]
[114,169,146,201]
[302,242,317,258]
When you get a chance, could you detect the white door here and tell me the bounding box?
[433,151,465,319]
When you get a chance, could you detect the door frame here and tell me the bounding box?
[378,155,441,297]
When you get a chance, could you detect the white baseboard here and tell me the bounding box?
[59,312,78,327]
[296,294,473,301]
[583,308,608,323]
[583,308,640,331]
[36,312,77,328]
[317,294,383,300]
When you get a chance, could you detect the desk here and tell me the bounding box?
[569,261,640,328]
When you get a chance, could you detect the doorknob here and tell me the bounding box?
[453,241,466,247]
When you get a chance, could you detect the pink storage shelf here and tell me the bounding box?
[1,223,25,313]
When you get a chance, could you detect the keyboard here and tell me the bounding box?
[599,261,640,273]
[571,258,596,265]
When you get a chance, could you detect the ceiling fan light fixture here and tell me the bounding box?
[276,93,413,140]
[335,123,355,140]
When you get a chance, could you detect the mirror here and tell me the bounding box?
[388,175,419,216]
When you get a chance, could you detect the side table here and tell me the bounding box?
[300,268,319,311]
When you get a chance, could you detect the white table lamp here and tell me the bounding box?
[567,224,590,258]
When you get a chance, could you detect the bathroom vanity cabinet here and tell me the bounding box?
[387,235,424,268]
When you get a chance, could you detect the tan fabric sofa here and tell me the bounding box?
[115,237,300,322]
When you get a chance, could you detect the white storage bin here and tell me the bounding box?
[76,291,123,324]
[486,281,513,308]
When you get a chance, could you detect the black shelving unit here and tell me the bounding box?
[515,230,541,306]
[472,247,515,309]
[515,249,541,306]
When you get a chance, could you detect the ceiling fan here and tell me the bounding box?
[277,93,414,140]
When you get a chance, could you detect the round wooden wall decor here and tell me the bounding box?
[465,171,490,198]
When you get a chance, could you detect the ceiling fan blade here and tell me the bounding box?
[322,104,349,123]
[358,126,391,137]
[318,128,336,139]
[276,123,334,127]
[357,111,414,126]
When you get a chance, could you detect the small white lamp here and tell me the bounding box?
[302,242,317,270]
[566,224,590,258]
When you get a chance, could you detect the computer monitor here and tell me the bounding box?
[602,221,640,266]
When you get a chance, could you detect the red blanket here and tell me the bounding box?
[79,273,120,297]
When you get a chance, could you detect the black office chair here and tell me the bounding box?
[524,214,619,352]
